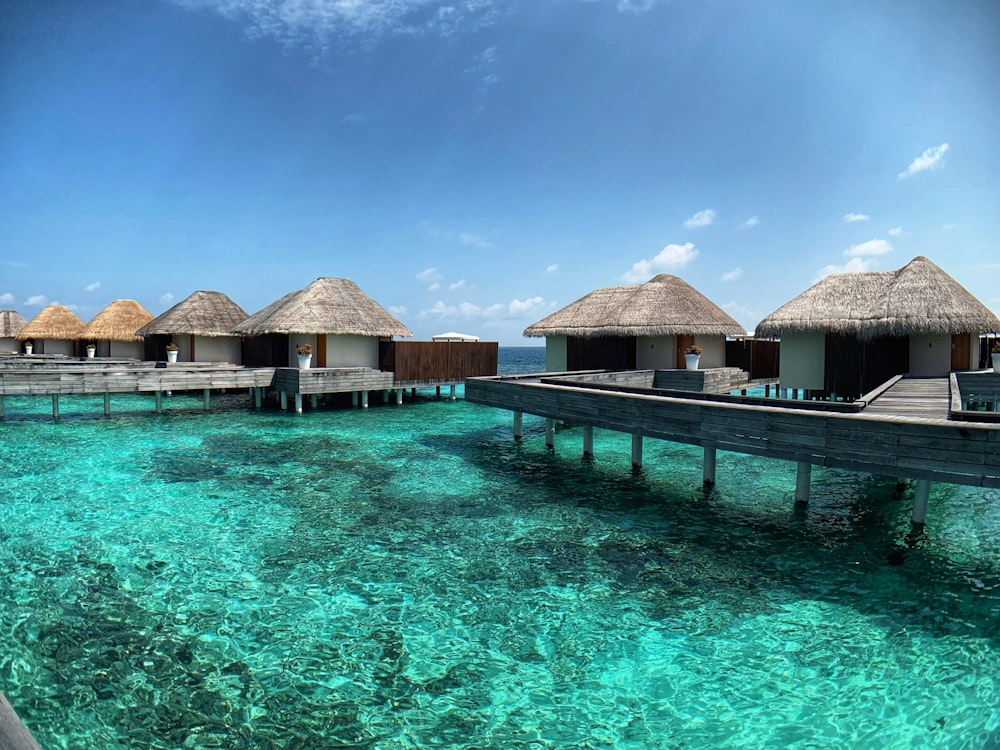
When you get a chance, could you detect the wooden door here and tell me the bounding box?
[676,335,693,369]
[951,333,970,371]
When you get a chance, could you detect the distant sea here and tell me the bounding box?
[497,345,545,376]
[1,346,999,748]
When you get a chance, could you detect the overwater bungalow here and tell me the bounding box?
[524,274,745,371]
[0,310,27,353]
[233,277,412,368]
[755,256,1000,400]
[16,304,85,356]
[136,290,248,364]
[81,299,154,359]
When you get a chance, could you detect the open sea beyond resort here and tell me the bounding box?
[2,347,999,749]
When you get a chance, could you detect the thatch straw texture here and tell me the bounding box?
[81,299,154,342]
[755,256,1000,340]
[524,274,745,338]
[232,278,412,337]
[136,291,249,337]
[0,310,27,338]
[16,304,85,340]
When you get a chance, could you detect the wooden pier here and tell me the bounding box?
[465,369,1000,525]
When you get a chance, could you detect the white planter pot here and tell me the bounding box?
[685,353,701,371]
[993,352,1000,373]
[297,354,312,369]
[167,350,178,363]
[24,345,33,355]
[86,347,96,358]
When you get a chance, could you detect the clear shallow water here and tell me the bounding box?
[2,349,1000,748]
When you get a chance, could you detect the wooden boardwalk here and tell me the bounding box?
[864,377,950,420]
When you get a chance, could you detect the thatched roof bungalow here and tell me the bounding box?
[524,274,745,371]
[136,291,248,364]
[755,256,1000,398]
[16,304,85,356]
[232,277,412,368]
[0,310,27,353]
[80,299,154,359]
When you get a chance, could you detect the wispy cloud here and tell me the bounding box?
[419,295,553,320]
[844,239,893,257]
[683,209,715,229]
[26,294,47,306]
[2,260,29,269]
[623,242,697,283]
[84,281,101,292]
[465,46,499,88]
[721,267,743,282]
[721,301,757,332]
[416,267,442,291]
[616,0,658,12]
[0,292,14,304]
[888,226,903,236]
[160,293,175,305]
[898,143,949,178]
[449,279,466,291]
[389,305,407,315]
[458,232,491,249]
[843,212,870,223]
[546,263,560,273]
[740,216,759,229]
[817,257,878,278]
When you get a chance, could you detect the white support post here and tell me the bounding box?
[545,418,555,448]
[449,384,457,400]
[255,388,263,409]
[795,461,812,504]
[583,425,594,458]
[912,479,931,525]
[361,391,369,409]
[310,394,318,409]
[104,392,112,418]
[203,388,211,411]
[154,391,162,414]
[631,433,643,468]
[513,411,523,439]
[52,394,59,420]
[294,393,303,414]
[280,391,288,411]
[396,388,403,405]
[703,446,717,486]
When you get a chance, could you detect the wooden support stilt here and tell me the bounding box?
[449,384,457,400]
[435,385,441,398]
[765,384,770,398]
[545,418,555,448]
[294,393,303,414]
[0,394,5,420]
[280,391,288,411]
[583,425,594,458]
[795,461,812,504]
[513,411,523,439]
[52,394,59,420]
[352,391,359,408]
[631,433,643,468]
[310,394,318,409]
[911,479,931,525]
[410,388,416,398]
[104,392,111,418]
[255,388,262,409]
[361,391,369,409]
[203,388,211,411]
[154,391,162,414]
[703,445,717,485]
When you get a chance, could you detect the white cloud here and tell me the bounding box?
[622,242,698,283]
[888,227,903,236]
[740,216,759,229]
[419,301,457,319]
[160,293,175,305]
[0,292,13,304]
[546,264,560,273]
[843,212,870,223]
[449,279,467,291]
[721,301,758,333]
[898,143,949,178]
[84,281,101,292]
[817,257,878,278]
[465,46,500,88]
[389,305,407,315]
[51,300,79,311]
[721,267,744,282]
[683,209,716,229]
[458,301,481,316]
[458,232,491,249]
[416,267,442,291]
[508,296,546,316]
[420,295,553,321]
[26,294,47,306]
[616,0,657,12]
[844,239,893,257]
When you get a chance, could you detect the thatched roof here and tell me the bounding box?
[81,299,154,342]
[17,304,85,340]
[136,291,248,337]
[231,277,412,337]
[755,256,1000,340]
[0,310,27,338]
[524,274,745,338]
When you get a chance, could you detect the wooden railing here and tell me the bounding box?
[380,341,498,383]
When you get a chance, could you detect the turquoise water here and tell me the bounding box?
[2,349,1000,748]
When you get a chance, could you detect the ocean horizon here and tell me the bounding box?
[2,347,999,749]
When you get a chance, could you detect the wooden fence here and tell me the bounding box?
[380,341,498,384]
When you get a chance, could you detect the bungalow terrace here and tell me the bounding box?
[81,299,154,359]
[755,256,1000,400]
[137,290,248,364]
[16,304,85,356]
[525,274,746,371]
[0,310,27,353]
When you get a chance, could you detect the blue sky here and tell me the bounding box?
[2,0,998,345]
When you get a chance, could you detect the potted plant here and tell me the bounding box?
[684,344,702,371]
[992,340,1000,374]
[85,342,96,358]
[23,339,33,355]
[165,342,179,363]
[296,344,312,369]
